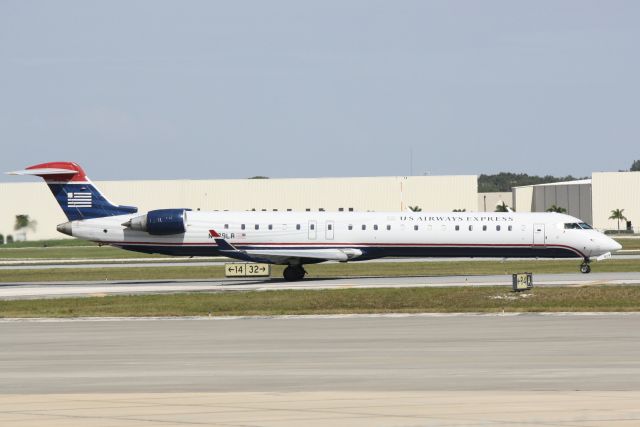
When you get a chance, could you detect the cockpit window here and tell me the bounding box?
[565,223,593,230]
[564,223,581,230]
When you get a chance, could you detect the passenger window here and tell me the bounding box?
[328,224,333,230]
[268,224,273,230]
[310,224,315,230]
[348,224,353,230]
[241,224,246,230]
[455,225,460,231]
[362,225,366,230]
[496,225,501,231]
[469,225,473,231]
[508,225,512,231]
[413,225,418,231]
[482,225,487,231]
[224,224,229,229]
[296,224,301,230]
[374,225,378,231]
[255,224,259,230]
[388,225,392,231]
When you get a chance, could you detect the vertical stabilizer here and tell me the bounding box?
[7,161,137,220]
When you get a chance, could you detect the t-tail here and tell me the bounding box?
[7,162,137,221]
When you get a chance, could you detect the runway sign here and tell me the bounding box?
[225,263,271,277]
[512,272,533,291]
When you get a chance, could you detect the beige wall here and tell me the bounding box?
[478,192,512,212]
[592,172,640,232]
[512,186,534,213]
[1,175,478,240]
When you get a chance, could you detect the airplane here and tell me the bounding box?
[8,161,622,281]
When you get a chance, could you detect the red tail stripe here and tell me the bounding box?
[26,161,88,183]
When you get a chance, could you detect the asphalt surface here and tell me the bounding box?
[2,314,640,426]
[2,271,640,299]
[2,314,640,393]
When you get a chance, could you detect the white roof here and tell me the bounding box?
[513,179,591,189]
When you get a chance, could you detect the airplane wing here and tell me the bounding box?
[209,230,362,264]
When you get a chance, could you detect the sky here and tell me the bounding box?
[1,1,638,182]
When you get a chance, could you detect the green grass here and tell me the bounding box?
[616,238,640,250]
[0,239,96,248]
[1,258,639,283]
[0,246,165,259]
[2,286,640,317]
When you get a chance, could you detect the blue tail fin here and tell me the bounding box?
[8,162,137,221]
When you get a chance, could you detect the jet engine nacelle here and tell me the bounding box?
[123,209,189,235]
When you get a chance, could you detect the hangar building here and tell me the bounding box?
[513,171,640,233]
[1,175,478,241]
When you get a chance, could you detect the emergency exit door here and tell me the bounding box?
[533,223,545,247]
[325,220,335,240]
[308,220,317,240]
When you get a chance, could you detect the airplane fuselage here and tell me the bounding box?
[65,210,620,262]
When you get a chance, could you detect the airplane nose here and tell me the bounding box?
[606,237,622,252]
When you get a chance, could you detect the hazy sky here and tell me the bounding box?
[1,1,638,182]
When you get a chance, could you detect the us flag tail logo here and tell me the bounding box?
[67,192,92,208]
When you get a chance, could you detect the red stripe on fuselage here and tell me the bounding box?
[102,240,586,257]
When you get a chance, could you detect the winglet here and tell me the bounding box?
[209,230,238,251]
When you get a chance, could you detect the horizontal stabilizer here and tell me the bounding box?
[6,168,78,176]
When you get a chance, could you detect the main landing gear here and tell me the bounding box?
[580,259,591,274]
[283,265,306,281]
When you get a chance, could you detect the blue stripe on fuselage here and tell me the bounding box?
[113,244,583,260]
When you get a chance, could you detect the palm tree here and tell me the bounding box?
[14,214,37,241]
[14,215,37,231]
[408,205,422,212]
[609,208,627,231]
[495,202,510,212]
[546,205,567,213]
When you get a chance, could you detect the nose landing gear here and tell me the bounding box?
[283,265,306,281]
[580,259,591,274]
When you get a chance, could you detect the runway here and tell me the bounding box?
[2,271,640,299]
[1,314,640,426]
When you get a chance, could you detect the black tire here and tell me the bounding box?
[580,264,591,274]
[283,265,305,281]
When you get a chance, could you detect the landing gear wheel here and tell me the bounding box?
[580,263,591,274]
[283,265,306,281]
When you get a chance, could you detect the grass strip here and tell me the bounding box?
[1,259,639,283]
[2,286,640,317]
[0,239,96,248]
[0,246,165,259]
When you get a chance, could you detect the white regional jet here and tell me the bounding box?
[9,162,621,281]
